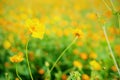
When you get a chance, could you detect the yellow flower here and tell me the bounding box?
[15,78,19,80]
[73,60,82,69]
[3,40,11,49]
[89,52,97,59]
[10,52,24,63]
[90,60,101,70]
[73,28,83,38]
[26,19,45,39]
[86,13,97,20]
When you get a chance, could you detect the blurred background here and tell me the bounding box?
[0,0,120,80]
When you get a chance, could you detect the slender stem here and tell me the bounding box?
[118,13,120,29]
[90,70,94,80]
[109,0,116,12]
[103,26,120,76]
[26,39,34,80]
[16,64,22,80]
[50,36,78,72]
[102,0,112,11]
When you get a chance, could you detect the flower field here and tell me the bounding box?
[0,0,120,80]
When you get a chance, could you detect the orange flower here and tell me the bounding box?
[111,66,117,72]
[80,52,88,60]
[10,52,24,63]
[62,74,67,80]
[82,74,90,80]
[104,11,112,18]
[38,69,45,75]
[115,45,120,56]
[4,62,11,68]
[77,41,83,46]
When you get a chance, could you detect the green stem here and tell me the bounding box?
[90,70,96,80]
[50,36,78,72]
[16,64,22,80]
[26,39,34,80]
[117,13,120,29]
[90,70,94,80]
[103,26,120,76]
[109,0,116,12]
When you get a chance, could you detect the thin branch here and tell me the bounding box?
[102,0,112,11]
[50,36,78,72]
[103,26,120,76]
[109,0,116,12]
[26,39,34,80]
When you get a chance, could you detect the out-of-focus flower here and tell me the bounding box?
[89,52,97,59]
[90,60,101,70]
[115,45,120,56]
[80,52,88,60]
[11,48,18,53]
[38,69,45,75]
[61,74,67,80]
[73,60,82,69]
[25,19,45,39]
[86,13,97,20]
[73,28,83,38]
[15,78,19,80]
[46,29,51,35]
[111,65,117,72]
[92,34,99,41]
[104,11,112,18]
[4,62,11,68]
[10,52,24,63]
[71,21,78,27]
[77,41,83,46]
[82,74,90,80]
[73,49,79,55]
[63,28,72,36]
[56,29,63,37]
[8,34,14,43]
[3,40,11,49]
[45,61,50,67]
